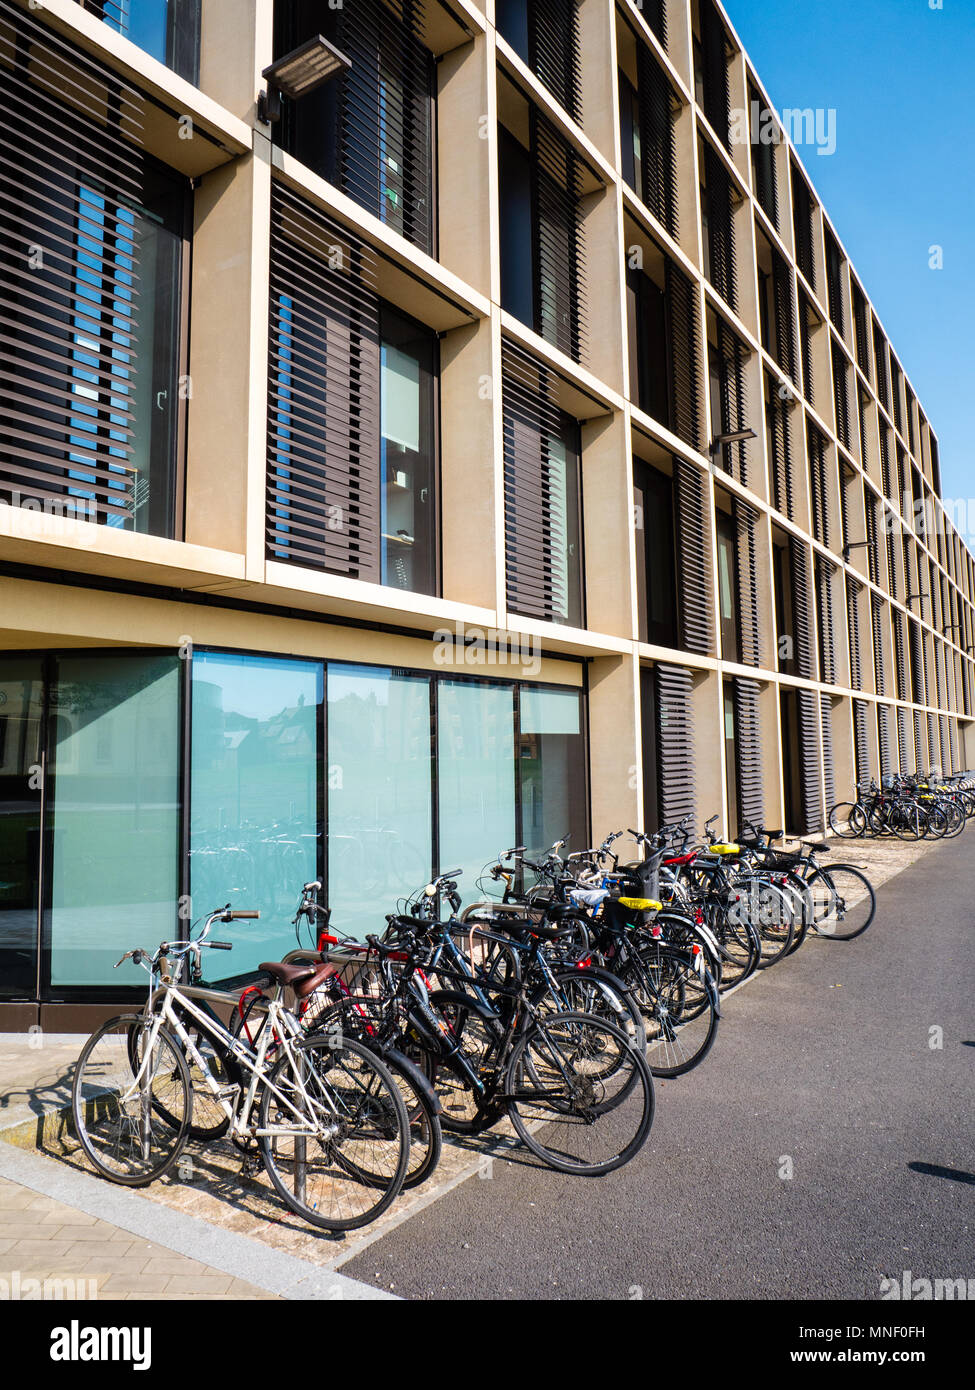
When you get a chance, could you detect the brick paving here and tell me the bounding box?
[0,1174,278,1300]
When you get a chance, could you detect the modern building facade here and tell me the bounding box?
[1,0,973,1025]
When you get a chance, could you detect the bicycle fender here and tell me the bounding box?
[383,1046,443,1115]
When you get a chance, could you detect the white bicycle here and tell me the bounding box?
[70,906,410,1232]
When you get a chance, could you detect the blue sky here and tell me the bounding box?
[723,0,975,507]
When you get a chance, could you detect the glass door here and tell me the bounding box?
[0,661,45,999]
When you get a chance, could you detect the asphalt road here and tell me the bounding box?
[344,836,975,1300]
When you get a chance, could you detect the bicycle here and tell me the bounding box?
[71,905,411,1232]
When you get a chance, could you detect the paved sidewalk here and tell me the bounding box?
[0,1173,278,1300]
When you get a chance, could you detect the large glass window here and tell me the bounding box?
[380,306,438,596]
[47,654,180,988]
[327,666,433,940]
[0,662,44,999]
[437,681,516,897]
[85,0,201,84]
[189,653,321,979]
[518,686,586,858]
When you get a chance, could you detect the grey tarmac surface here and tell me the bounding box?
[342,834,975,1299]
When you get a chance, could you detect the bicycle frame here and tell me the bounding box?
[134,984,340,1142]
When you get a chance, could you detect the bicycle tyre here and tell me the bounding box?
[806,865,876,940]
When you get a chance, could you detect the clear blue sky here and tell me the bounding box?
[723,0,975,508]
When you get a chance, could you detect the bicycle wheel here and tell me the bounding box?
[72,1015,191,1187]
[533,968,647,1054]
[129,1010,232,1143]
[259,1035,409,1232]
[626,943,720,1078]
[806,865,876,940]
[506,1012,654,1176]
[731,876,795,968]
[828,803,862,838]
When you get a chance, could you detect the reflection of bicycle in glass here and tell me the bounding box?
[70,905,410,1232]
[190,817,320,914]
[330,824,428,896]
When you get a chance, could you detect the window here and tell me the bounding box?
[619,45,678,239]
[499,106,587,362]
[190,652,322,979]
[502,341,584,627]
[716,508,740,661]
[79,0,201,83]
[380,306,438,595]
[273,0,436,254]
[267,186,439,594]
[0,662,44,999]
[438,681,516,895]
[700,141,736,310]
[47,654,180,988]
[497,0,581,122]
[0,13,190,537]
[634,460,678,648]
[518,686,587,859]
[327,665,433,942]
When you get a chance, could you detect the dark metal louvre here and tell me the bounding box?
[699,0,731,150]
[873,324,889,410]
[530,106,588,363]
[771,251,797,384]
[852,698,870,787]
[893,611,909,700]
[877,704,894,780]
[864,493,880,584]
[286,0,436,256]
[791,167,816,291]
[529,0,582,123]
[733,676,764,828]
[714,318,749,482]
[636,45,678,239]
[808,425,830,547]
[702,141,736,310]
[912,709,925,773]
[896,705,910,773]
[852,281,869,374]
[927,711,937,769]
[909,618,925,705]
[879,425,892,498]
[846,576,862,690]
[870,594,887,697]
[267,183,381,580]
[831,338,851,452]
[751,100,779,229]
[734,498,761,667]
[501,338,581,625]
[797,289,814,406]
[665,259,703,450]
[949,717,959,772]
[672,457,714,655]
[939,714,949,773]
[796,688,824,833]
[655,663,696,826]
[0,1,159,526]
[820,694,836,811]
[790,536,816,679]
[816,557,837,683]
[824,228,844,329]
[768,390,794,520]
[642,0,668,49]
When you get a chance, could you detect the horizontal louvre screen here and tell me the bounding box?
[768,393,795,520]
[655,663,696,827]
[820,694,835,811]
[792,168,816,290]
[501,338,582,626]
[699,0,731,149]
[852,698,870,789]
[771,251,797,384]
[0,2,164,527]
[796,688,824,834]
[871,594,887,696]
[913,709,925,774]
[846,577,862,690]
[816,558,837,683]
[672,458,714,655]
[666,259,703,451]
[267,183,381,580]
[702,142,736,310]
[877,704,893,780]
[714,318,750,483]
[531,107,587,363]
[791,537,816,679]
[734,498,761,667]
[831,339,851,452]
[530,0,582,122]
[897,705,910,773]
[734,676,764,829]
[636,46,678,239]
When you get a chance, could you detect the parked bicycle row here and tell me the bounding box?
[828,770,975,840]
[70,817,877,1235]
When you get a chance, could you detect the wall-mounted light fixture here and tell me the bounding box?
[259,35,351,125]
